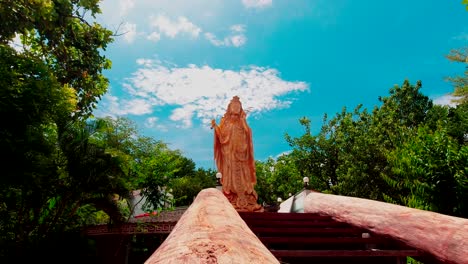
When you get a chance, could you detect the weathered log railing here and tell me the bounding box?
[145,188,279,264]
[304,192,468,264]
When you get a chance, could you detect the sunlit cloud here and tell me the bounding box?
[145,117,158,128]
[118,0,135,16]
[242,0,272,9]
[275,150,291,158]
[231,24,246,32]
[104,59,308,128]
[96,95,154,117]
[98,1,249,47]
[204,24,247,47]
[433,94,460,108]
[170,105,196,128]
[147,31,161,42]
[136,58,159,67]
[144,117,168,131]
[230,35,247,47]
[121,22,138,43]
[148,15,202,40]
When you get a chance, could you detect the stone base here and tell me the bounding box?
[224,191,263,212]
[236,205,264,213]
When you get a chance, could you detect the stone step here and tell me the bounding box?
[239,212,332,221]
[270,249,422,257]
[259,236,389,245]
[244,219,351,228]
[250,227,366,236]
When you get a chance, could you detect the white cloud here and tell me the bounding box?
[144,117,168,131]
[115,60,308,128]
[204,32,224,46]
[230,24,246,32]
[433,94,460,108]
[119,0,135,16]
[145,117,158,128]
[96,95,153,117]
[204,24,247,47]
[230,34,247,47]
[275,150,291,159]
[170,105,195,128]
[121,22,138,43]
[149,15,202,39]
[242,0,272,8]
[98,1,247,46]
[147,31,161,42]
[136,58,158,67]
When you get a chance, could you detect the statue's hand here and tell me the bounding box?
[210,119,216,129]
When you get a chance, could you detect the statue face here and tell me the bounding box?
[230,102,241,114]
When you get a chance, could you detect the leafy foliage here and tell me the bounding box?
[0,1,115,258]
[284,80,467,218]
[0,0,113,119]
[87,117,202,212]
[446,48,467,104]
[387,125,468,216]
[169,168,216,207]
[284,116,337,192]
[0,1,204,260]
[255,155,302,205]
[0,118,128,258]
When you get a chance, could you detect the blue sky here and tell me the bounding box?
[93,0,468,169]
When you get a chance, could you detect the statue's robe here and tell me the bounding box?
[214,116,262,212]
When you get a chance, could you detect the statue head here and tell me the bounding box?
[227,96,244,116]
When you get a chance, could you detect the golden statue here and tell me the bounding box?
[211,96,263,212]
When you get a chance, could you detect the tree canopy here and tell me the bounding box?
[280,80,467,217]
[0,1,209,261]
[446,48,468,104]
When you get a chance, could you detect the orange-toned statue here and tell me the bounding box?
[211,96,263,212]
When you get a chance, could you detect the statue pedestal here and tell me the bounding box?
[223,191,263,212]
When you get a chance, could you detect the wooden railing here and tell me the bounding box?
[304,192,468,264]
[144,188,279,264]
[144,189,467,264]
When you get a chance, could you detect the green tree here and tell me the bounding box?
[255,155,302,205]
[90,117,190,212]
[0,118,129,260]
[369,80,433,200]
[0,44,74,187]
[0,1,113,259]
[446,103,468,145]
[446,48,467,104]
[285,106,387,199]
[133,145,188,211]
[285,80,435,203]
[169,168,216,207]
[329,106,388,200]
[387,125,468,217]
[285,117,337,192]
[255,159,276,204]
[426,104,468,145]
[0,0,113,119]
[59,119,130,223]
